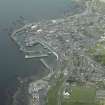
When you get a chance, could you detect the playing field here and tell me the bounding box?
[62,86,98,105]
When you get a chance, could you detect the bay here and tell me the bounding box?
[0,0,78,105]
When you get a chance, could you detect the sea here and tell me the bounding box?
[0,0,80,105]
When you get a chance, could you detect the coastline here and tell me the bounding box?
[10,0,105,105]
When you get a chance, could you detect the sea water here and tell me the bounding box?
[0,0,82,105]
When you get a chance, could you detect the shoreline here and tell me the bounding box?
[10,0,105,105]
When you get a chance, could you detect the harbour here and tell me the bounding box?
[0,0,75,105]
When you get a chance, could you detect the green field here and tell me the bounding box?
[46,73,64,105]
[62,86,99,105]
[47,81,99,105]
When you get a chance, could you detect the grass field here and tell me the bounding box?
[46,73,64,105]
[62,86,98,105]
